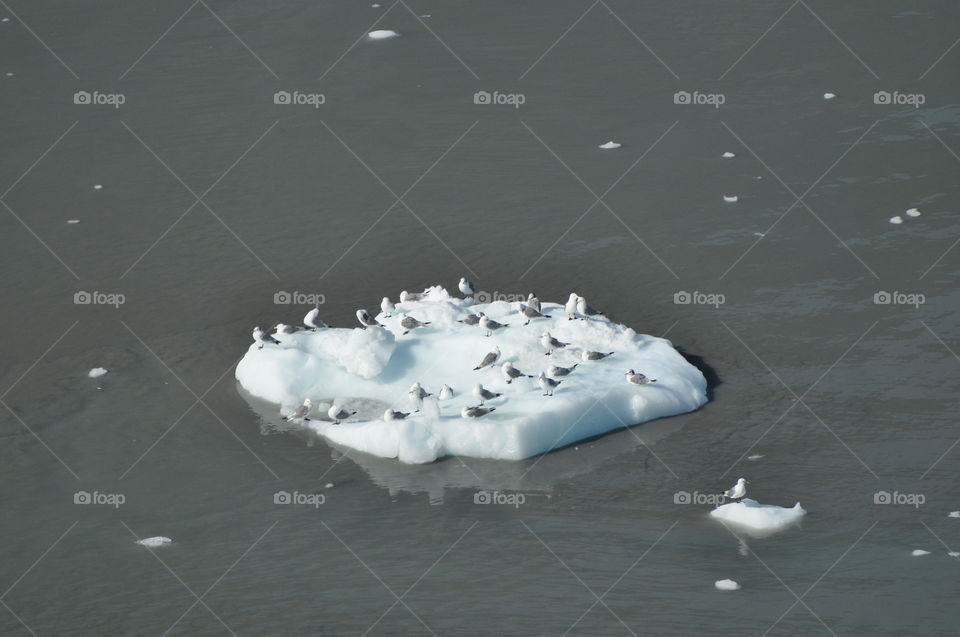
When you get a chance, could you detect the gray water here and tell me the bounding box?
[2,1,959,635]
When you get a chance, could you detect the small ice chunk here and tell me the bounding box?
[747,454,764,460]
[823,93,836,100]
[723,195,738,203]
[88,367,108,378]
[710,498,806,533]
[1,18,8,22]
[325,483,334,488]
[889,216,903,224]
[722,151,735,158]
[93,184,103,190]
[136,536,172,547]
[598,141,622,150]
[368,30,399,40]
[67,219,80,224]
[715,579,741,591]
[949,551,960,557]
[5,72,12,77]
[949,511,960,518]
[911,549,930,556]
[371,3,381,6]
[905,207,921,217]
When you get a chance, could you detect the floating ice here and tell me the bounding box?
[911,549,930,556]
[88,367,108,378]
[722,151,735,158]
[823,92,836,100]
[236,285,707,463]
[723,195,738,203]
[1,18,8,23]
[67,219,80,224]
[325,483,334,489]
[598,141,622,150]
[747,454,764,460]
[889,216,903,224]
[368,29,399,40]
[905,207,921,217]
[136,536,172,547]
[949,551,960,557]
[93,184,103,190]
[949,511,960,518]
[715,579,741,591]
[710,498,806,534]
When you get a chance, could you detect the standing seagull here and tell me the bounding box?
[576,296,604,319]
[518,303,549,326]
[327,403,356,425]
[459,277,476,297]
[383,409,409,421]
[356,309,384,329]
[538,372,561,396]
[462,406,496,418]
[472,384,502,405]
[282,398,312,422]
[625,369,657,385]
[457,313,481,326]
[548,363,578,377]
[381,297,395,317]
[439,384,454,400]
[723,478,748,501]
[527,293,541,313]
[408,382,431,412]
[273,323,302,335]
[502,362,533,384]
[565,293,580,320]
[540,331,569,355]
[473,346,501,370]
[304,304,328,330]
[400,314,431,335]
[253,327,281,349]
[582,350,614,361]
[479,314,508,337]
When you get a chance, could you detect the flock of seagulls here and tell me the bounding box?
[254,278,659,426]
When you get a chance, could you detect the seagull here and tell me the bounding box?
[548,363,578,377]
[327,404,356,425]
[273,323,303,334]
[473,346,501,370]
[457,313,481,326]
[538,372,561,396]
[518,303,549,325]
[304,304,328,330]
[472,384,502,405]
[502,361,533,384]
[462,406,496,418]
[383,409,409,421]
[723,478,748,501]
[253,326,281,349]
[282,398,312,422]
[625,369,657,385]
[409,382,431,412]
[439,384,454,400]
[576,296,603,319]
[527,293,541,313]
[480,314,508,337]
[540,331,569,355]
[582,350,614,361]
[459,277,476,297]
[357,309,384,329]
[400,290,425,303]
[565,293,579,320]
[400,314,431,335]
[381,297,395,317]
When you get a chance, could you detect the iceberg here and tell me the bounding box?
[236,285,708,464]
[710,498,806,535]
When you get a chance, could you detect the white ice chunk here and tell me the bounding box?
[710,498,806,533]
[93,184,103,190]
[722,151,735,158]
[88,367,108,378]
[949,511,960,518]
[905,207,921,217]
[723,195,738,203]
[715,579,741,591]
[747,454,764,460]
[889,216,903,224]
[912,549,930,556]
[823,92,836,100]
[368,30,399,40]
[598,141,622,150]
[67,219,80,224]
[136,536,172,547]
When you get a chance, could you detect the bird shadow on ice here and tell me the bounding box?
[674,346,721,402]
